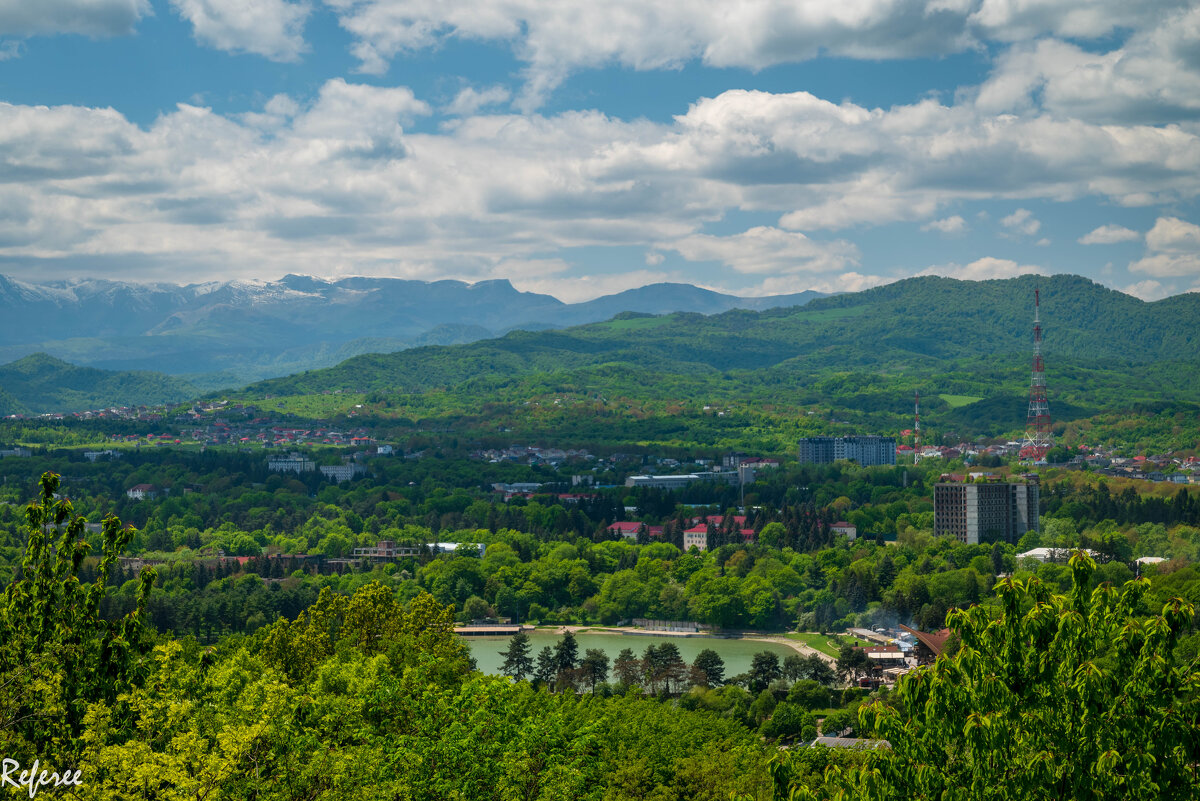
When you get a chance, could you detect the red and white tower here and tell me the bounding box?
[913,391,921,463]
[1020,287,1052,460]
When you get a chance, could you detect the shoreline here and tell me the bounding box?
[484,624,841,665]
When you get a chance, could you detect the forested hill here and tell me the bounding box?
[243,274,1200,398]
[0,354,197,415]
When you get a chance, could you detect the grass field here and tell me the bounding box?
[785,631,871,657]
[939,393,984,408]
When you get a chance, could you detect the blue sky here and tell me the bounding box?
[0,0,1198,301]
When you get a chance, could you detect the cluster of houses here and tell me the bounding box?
[472,445,595,465]
[606,513,756,550]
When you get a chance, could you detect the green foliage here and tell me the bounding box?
[0,353,196,414]
[780,552,1200,800]
[0,472,154,763]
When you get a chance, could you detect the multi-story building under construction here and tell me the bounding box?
[934,474,1039,545]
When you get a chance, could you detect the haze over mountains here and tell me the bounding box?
[0,273,823,387]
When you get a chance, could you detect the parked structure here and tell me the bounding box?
[798,436,896,466]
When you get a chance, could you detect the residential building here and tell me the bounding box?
[934,475,1039,545]
[127,484,158,501]
[352,540,420,560]
[683,525,708,551]
[831,521,857,540]
[267,453,316,473]
[0,447,31,458]
[320,463,366,482]
[798,436,896,466]
[624,471,739,489]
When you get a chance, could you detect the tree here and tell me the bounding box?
[554,631,579,677]
[460,594,491,622]
[0,472,154,761]
[835,644,870,683]
[761,702,816,742]
[776,552,1200,800]
[786,679,830,711]
[534,645,557,687]
[614,647,641,686]
[749,651,782,693]
[500,631,534,681]
[692,648,726,687]
[658,642,689,694]
[579,648,610,694]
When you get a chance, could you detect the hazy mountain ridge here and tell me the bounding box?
[242,274,1200,400]
[0,354,197,415]
[0,274,824,384]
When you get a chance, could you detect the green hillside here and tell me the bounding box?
[0,354,197,414]
[244,274,1199,397]
[229,274,1200,451]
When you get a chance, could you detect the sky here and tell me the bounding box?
[0,1,1198,302]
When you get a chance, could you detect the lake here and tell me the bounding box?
[464,630,796,676]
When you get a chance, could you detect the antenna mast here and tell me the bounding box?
[914,391,921,464]
[1020,287,1052,461]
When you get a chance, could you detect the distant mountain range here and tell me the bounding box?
[242,274,1200,429]
[0,273,824,387]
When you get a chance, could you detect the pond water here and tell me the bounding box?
[464,630,796,677]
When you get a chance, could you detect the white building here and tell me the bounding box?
[268,453,315,473]
[320,464,366,482]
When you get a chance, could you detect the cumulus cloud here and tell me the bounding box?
[1,85,1199,292]
[1130,216,1200,277]
[973,8,1200,124]
[1078,224,1140,245]
[1119,279,1171,300]
[0,0,148,37]
[661,227,859,274]
[171,0,310,62]
[918,257,1046,281]
[1001,208,1041,237]
[444,85,511,116]
[320,0,1193,107]
[922,215,967,233]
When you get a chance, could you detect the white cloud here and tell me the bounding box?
[662,227,859,274]
[1001,208,1040,237]
[1079,224,1140,245]
[0,0,148,37]
[321,0,1193,107]
[644,250,665,266]
[2,84,1200,293]
[511,268,673,302]
[444,86,511,116]
[1119,279,1171,300]
[1130,216,1200,277]
[921,215,966,233]
[973,8,1200,125]
[171,0,310,62]
[918,257,1046,281]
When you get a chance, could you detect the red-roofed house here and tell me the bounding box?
[608,522,643,540]
[126,484,158,501]
[684,524,708,551]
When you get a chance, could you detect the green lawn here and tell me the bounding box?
[939,393,984,408]
[785,632,870,657]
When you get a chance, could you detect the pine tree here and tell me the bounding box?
[499,631,534,681]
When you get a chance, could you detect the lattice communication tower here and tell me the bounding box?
[1019,288,1052,460]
